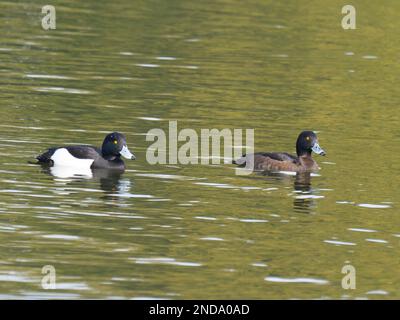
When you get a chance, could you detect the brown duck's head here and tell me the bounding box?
[296,131,326,157]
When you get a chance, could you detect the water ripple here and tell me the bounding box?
[33,87,92,94]
[264,276,329,285]
[130,257,202,267]
[324,240,356,246]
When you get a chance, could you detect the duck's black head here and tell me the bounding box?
[101,132,136,160]
[296,131,326,157]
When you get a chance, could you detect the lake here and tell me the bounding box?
[0,0,399,299]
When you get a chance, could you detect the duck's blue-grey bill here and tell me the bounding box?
[120,145,136,160]
[311,142,326,156]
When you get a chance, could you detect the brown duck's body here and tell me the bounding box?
[239,152,320,172]
[234,131,326,173]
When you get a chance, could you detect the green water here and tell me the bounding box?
[0,0,399,299]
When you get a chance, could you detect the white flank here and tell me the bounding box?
[50,148,94,169]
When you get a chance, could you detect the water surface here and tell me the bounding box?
[0,0,399,299]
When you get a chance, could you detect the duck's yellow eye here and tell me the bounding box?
[114,140,118,144]
[306,136,310,141]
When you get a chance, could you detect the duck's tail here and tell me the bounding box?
[34,149,55,165]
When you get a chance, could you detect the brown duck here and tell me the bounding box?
[234,131,326,172]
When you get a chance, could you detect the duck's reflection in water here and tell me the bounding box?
[293,172,313,213]
[261,171,316,213]
[42,166,132,199]
[49,165,94,179]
